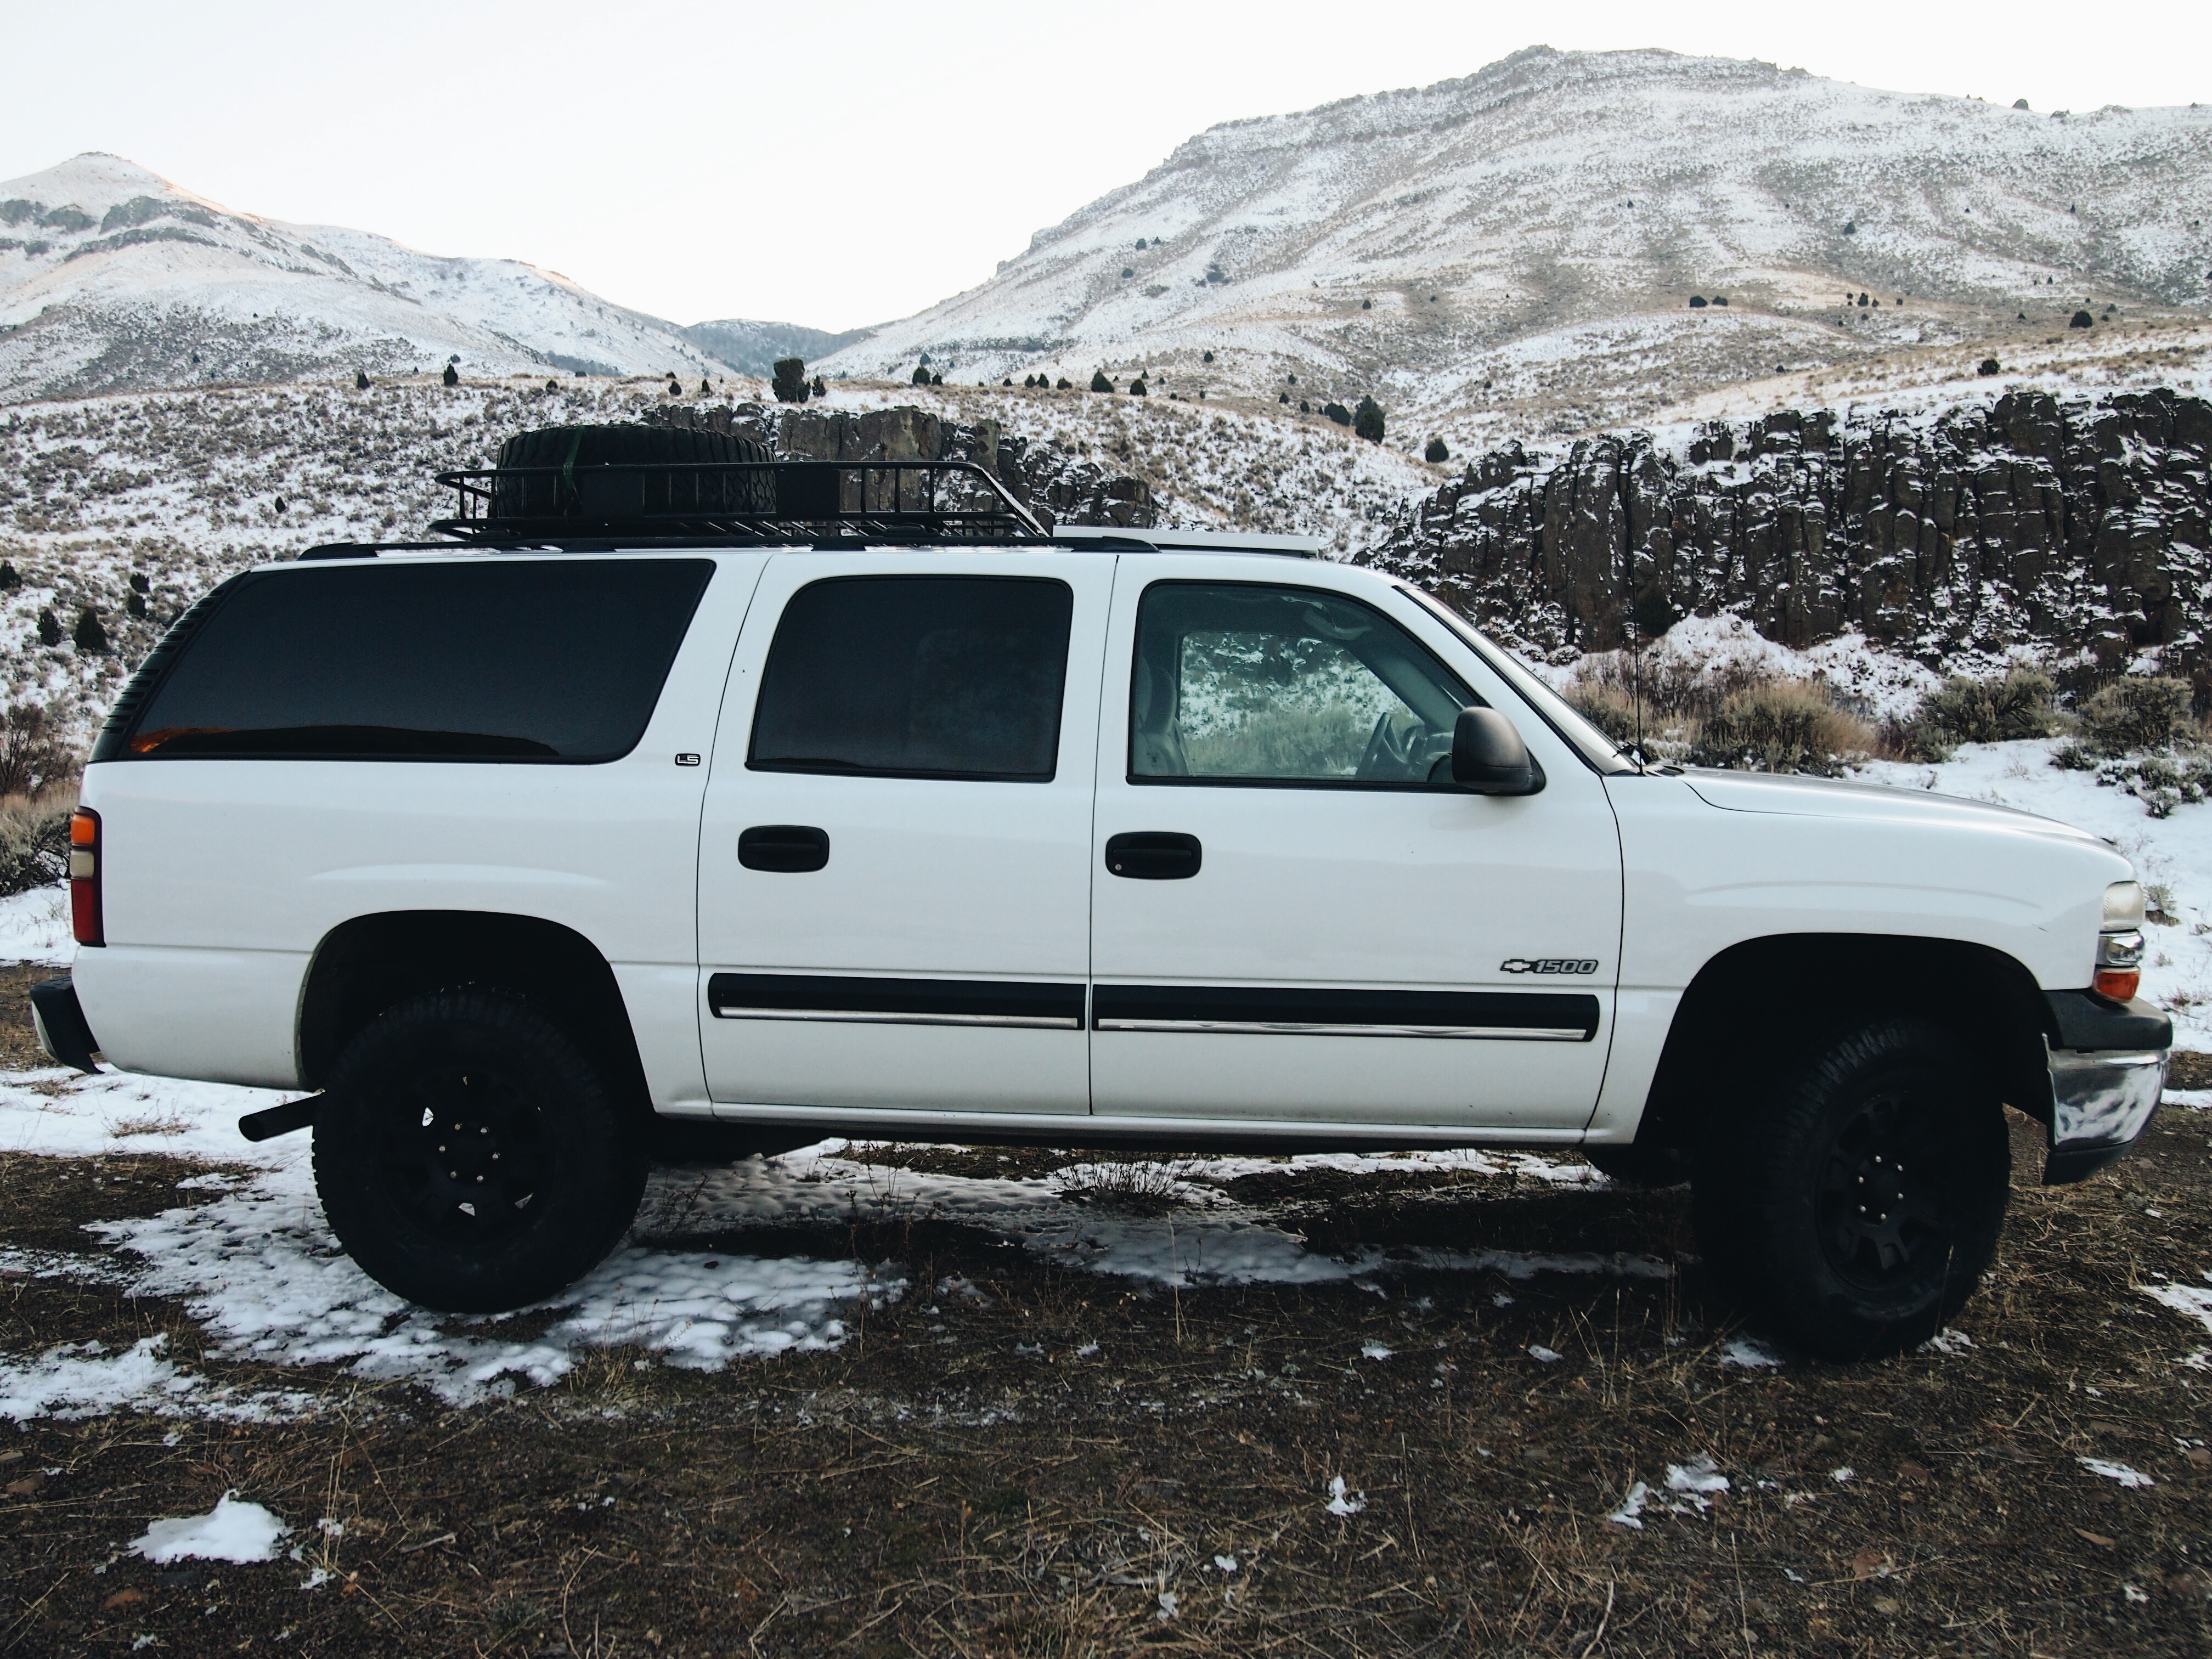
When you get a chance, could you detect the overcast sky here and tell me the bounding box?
[1,1,2203,332]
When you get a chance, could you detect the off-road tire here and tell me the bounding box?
[313,989,648,1313]
[489,423,772,522]
[1694,1017,2010,1359]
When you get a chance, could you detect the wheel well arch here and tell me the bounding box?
[297,911,649,1115]
[1634,933,2055,1154]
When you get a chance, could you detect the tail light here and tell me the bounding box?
[69,807,103,946]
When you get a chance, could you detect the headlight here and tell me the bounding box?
[2096,882,2146,1001]
[2102,881,2146,930]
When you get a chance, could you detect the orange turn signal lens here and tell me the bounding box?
[2093,967,2140,1002]
[69,810,97,847]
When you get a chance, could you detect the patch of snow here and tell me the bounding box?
[0,884,72,965]
[1831,1466,1855,1483]
[1719,1335,1785,1367]
[2079,1458,2154,1488]
[1918,1328,1976,1356]
[1667,1457,1729,1495]
[130,1492,287,1564]
[1324,1475,1365,1517]
[1213,1554,1238,1573]
[1359,1342,1392,1361]
[1606,1481,1649,1528]
[1,1335,199,1421]
[2143,1275,2212,1335]
[1527,1345,1564,1363]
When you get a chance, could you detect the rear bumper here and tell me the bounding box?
[28,975,101,1074]
[2042,990,2170,1186]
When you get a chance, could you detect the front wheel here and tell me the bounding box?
[1694,1017,2010,1359]
[313,990,648,1312]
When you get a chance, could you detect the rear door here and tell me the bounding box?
[1088,562,1622,1131]
[696,549,1113,1116]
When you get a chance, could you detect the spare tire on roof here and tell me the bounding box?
[488,424,774,526]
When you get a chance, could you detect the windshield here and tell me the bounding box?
[1392,584,1634,775]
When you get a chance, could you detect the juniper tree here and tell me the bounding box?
[1425,436,1449,462]
[442,362,459,387]
[73,608,106,653]
[1091,370,1114,393]
[771,358,809,403]
[1353,397,1385,443]
[36,610,60,647]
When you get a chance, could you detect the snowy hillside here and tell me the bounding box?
[820,46,2212,443]
[0,371,1432,741]
[0,155,739,400]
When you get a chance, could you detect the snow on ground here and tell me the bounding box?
[128,1492,290,1564]
[0,883,72,966]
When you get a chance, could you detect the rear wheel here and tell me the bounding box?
[313,990,647,1312]
[1694,1017,2010,1358]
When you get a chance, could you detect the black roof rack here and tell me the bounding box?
[426,456,1048,548]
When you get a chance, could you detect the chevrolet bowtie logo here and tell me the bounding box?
[1500,958,1600,975]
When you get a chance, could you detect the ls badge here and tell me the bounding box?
[1499,958,1600,975]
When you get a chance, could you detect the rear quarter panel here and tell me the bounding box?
[71,553,765,1096]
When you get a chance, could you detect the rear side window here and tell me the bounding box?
[748,576,1073,781]
[122,559,714,762]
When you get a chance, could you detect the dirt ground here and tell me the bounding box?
[3,1092,2209,1659]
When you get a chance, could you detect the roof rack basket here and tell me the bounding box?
[429,458,1049,546]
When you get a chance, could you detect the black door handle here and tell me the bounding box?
[739,825,830,872]
[1104,831,1202,880]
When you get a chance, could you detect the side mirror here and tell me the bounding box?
[1451,707,1545,795]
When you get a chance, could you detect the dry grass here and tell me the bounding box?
[3,1108,2209,1656]
[1564,661,1878,773]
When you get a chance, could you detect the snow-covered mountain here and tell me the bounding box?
[819,46,2212,443]
[0,154,738,400]
[679,318,875,378]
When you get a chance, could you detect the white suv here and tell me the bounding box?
[33,426,2169,1359]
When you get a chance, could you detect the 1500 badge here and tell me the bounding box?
[1499,958,1600,975]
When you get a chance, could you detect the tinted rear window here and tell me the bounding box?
[124,559,714,762]
[748,576,1073,781]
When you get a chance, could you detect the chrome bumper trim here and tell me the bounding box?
[2047,1043,2165,1150]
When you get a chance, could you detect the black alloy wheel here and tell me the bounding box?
[1695,1016,2010,1359]
[1816,1085,1954,1286]
[376,1063,555,1244]
[314,989,647,1312]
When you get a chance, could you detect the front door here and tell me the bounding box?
[1089,567,1622,1130]
[697,551,1112,1116]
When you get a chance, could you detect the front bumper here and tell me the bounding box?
[2042,990,2170,1185]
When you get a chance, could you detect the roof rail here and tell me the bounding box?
[428,458,1048,546]
[1052,527,1326,557]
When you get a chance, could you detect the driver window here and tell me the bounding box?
[1130,582,1477,786]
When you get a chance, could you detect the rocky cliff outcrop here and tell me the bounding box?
[1363,389,2212,680]
[656,401,1155,531]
